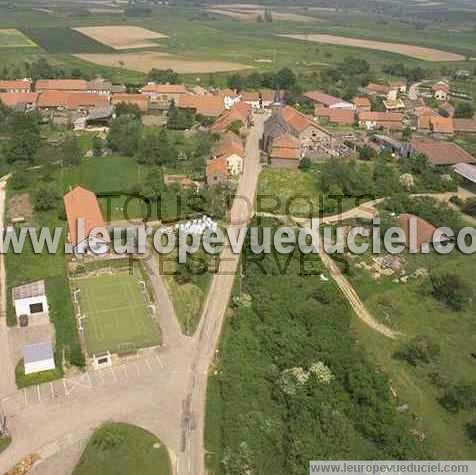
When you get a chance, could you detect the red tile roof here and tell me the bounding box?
[206,157,228,178]
[281,105,321,133]
[111,93,149,112]
[454,119,476,134]
[241,89,275,102]
[63,186,108,246]
[211,102,251,132]
[271,133,300,160]
[367,83,391,94]
[432,82,449,93]
[399,213,443,251]
[0,80,31,91]
[352,96,371,108]
[411,138,476,165]
[37,91,108,109]
[141,83,188,94]
[178,94,225,117]
[0,92,38,108]
[327,108,355,125]
[304,90,347,107]
[35,79,88,91]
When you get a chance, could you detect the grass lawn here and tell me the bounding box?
[15,359,62,389]
[0,437,11,455]
[257,168,322,217]
[156,250,214,336]
[73,272,161,355]
[72,423,171,475]
[348,250,476,458]
[0,28,36,47]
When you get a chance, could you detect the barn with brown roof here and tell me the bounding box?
[411,138,476,166]
[0,80,31,93]
[178,94,225,118]
[35,79,88,92]
[399,213,449,252]
[111,94,150,113]
[270,134,301,168]
[63,186,110,257]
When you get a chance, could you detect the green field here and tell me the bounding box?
[74,272,161,355]
[21,27,113,54]
[73,423,171,475]
[0,28,36,48]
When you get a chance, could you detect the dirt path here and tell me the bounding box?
[0,175,16,400]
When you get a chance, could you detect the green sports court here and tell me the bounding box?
[74,272,161,356]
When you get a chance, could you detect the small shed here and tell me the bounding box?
[13,280,48,319]
[22,342,55,375]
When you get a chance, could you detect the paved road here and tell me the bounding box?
[0,115,265,475]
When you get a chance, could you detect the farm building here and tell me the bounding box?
[64,186,110,257]
[0,92,38,111]
[211,102,252,133]
[315,107,355,126]
[178,94,225,118]
[417,115,454,135]
[453,163,476,192]
[12,280,48,320]
[358,112,404,130]
[270,134,301,169]
[140,83,188,109]
[35,79,88,93]
[0,80,31,93]
[454,119,476,135]
[206,157,228,185]
[399,213,449,252]
[410,138,476,166]
[263,105,334,157]
[366,83,391,97]
[22,342,55,375]
[432,82,449,101]
[87,79,112,96]
[352,96,371,113]
[304,90,354,110]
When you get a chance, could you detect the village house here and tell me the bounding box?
[178,94,225,118]
[399,213,449,253]
[210,102,252,134]
[410,137,476,166]
[390,80,407,94]
[0,79,31,93]
[432,82,450,101]
[454,118,476,135]
[64,186,110,258]
[241,89,282,109]
[304,90,354,110]
[352,96,371,113]
[383,89,406,112]
[263,105,333,157]
[87,79,112,96]
[366,83,391,97]
[12,280,48,322]
[22,342,55,375]
[111,93,150,113]
[140,83,188,109]
[417,115,454,135]
[213,131,245,175]
[270,134,301,169]
[0,92,38,111]
[358,111,404,130]
[206,157,228,186]
[215,88,241,110]
[315,106,355,126]
[37,91,109,112]
[35,79,88,93]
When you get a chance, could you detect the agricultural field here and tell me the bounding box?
[0,28,36,48]
[279,34,466,62]
[73,26,168,50]
[21,27,113,54]
[73,423,171,475]
[73,271,161,355]
[75,51,252,74]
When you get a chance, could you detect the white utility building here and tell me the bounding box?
[22,342,55,375]
[13,280,48,319]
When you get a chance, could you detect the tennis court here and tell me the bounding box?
[74,272,161,355]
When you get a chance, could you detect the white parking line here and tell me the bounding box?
[49,382,55,399]
[144,358,153,372]
[134,362,141,376]
[63,379,70,397]
[154,353,164,368]
[110,367,117,383]
[37,385,41,402]
[23,389,28,406]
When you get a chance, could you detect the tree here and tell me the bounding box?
[34,184,59,211]
[167,100,194,130]
[141,168,165,200]
[114,102,141,119]
[463,197,476,217]
[454,102,474,119]
[107,116,142,156]
[274,67,297,90]
[440,383,476,413]
[466,420,476,443]
[264,8,273,22]
[92,134,103,157]
[227,74,244,92]
[430,272,473,311]
[5,112,40,163]
[226,120,243,136]
[145,68,180,84]
[62,134,82,166]
[358,145,375,161]
[395,335,440,366]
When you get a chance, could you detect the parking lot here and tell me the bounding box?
[1,350,166,416]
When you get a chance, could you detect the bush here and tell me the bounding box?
[440,383,476,412]
[463,197,476,217]
[430,272,473,311]
[33,184,60,211]
[466,419,476,443]
[394,335,440,366]
[15,359,62,388]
